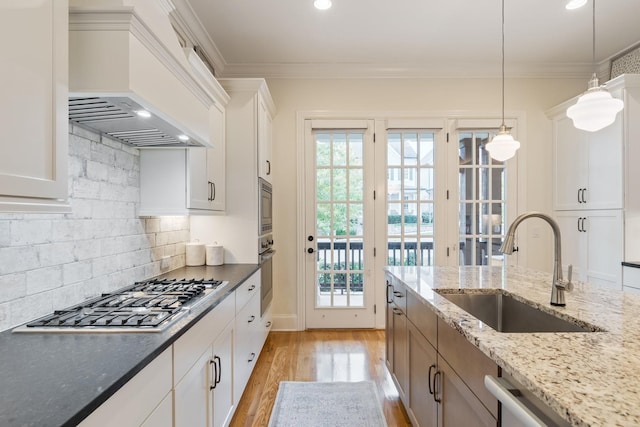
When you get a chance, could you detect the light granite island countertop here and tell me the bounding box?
[384,265,640,427]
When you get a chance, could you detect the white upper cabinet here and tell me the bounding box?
[550,96,623,211]
[0,0,69,212]
[220,78,276,184]
[258,95,274,182]
[549,74,640,290]
[139,106,225,215]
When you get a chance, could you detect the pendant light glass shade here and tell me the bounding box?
[486,125,521,162]
[486,0,520,162]
[566,0,623,132]
[566,74,623,132]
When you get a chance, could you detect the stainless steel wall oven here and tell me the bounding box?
[259,178,272,235]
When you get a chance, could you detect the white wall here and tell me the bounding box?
[266,77,587,327]
[0,125,189,332]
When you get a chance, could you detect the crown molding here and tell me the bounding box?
[215,61,604,80]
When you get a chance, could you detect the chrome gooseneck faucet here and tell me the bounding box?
[500,212,573,306]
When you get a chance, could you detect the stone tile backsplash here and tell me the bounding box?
[0,124,189,332]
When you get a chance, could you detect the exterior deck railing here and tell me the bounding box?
[316,241,434,292]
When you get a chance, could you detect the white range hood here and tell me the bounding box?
[69,0,222,148]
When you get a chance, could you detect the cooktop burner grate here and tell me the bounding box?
[17,278,227,333]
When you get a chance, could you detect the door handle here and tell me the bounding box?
[266,160,271,175]
[386,283,393,303]
[428,364,436,395]
[582,188,587,204]
[211,182,216,201]
[432,370,442,403]
[577,188,582,204]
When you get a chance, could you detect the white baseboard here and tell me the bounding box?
[272,314,299,331]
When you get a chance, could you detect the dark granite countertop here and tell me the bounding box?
[0,264,260,427]
[622,261,640,268]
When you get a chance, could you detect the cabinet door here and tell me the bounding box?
[208,104,226,211]
[585,210,623,287]
[174,349,210,427]
[385,281,394,371]
[0,0,68,210]
[188,147,212,210]
[438,357,496,427]
[257,95,272,182]
[553,116,587,211]
[555,211,587,282]
[556,210,622,287]
[211,322,234,427]
[141,392,173,427]
[408,322,438,427]
[586,114,623,210]
[391,302,409,402]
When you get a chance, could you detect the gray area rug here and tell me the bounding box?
[268,381,388,427]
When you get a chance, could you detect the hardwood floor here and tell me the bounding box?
[229,329,411,427]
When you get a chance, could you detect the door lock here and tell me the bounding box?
[308,235,314,241]
[307,248,314,254]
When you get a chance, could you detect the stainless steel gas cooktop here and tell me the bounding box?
[13,278,228,333]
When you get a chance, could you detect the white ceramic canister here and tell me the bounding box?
[185,242,206,266]
[206,244,224,266]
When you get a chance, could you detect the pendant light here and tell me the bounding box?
[566,0,623,132]
[486,0,520,162]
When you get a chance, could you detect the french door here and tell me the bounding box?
[304,120,375,328]
[300,117,519,329]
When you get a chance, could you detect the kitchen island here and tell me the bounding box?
[0,264,260,427]
[385,265,640,426]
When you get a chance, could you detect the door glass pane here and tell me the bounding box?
[333,133,347,166]
[458,130,506,266]
[387,130,437,267]
[317,169,330,201]
[314,130,366,308]
[349,169,363,201]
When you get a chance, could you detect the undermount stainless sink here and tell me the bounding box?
[435,290,603,333]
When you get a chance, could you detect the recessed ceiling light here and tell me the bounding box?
[566,0,587,10]
[314,0,332,10]
[178,134,190,142]
[135,110,152,118]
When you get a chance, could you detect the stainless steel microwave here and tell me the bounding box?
[259,178,272,236]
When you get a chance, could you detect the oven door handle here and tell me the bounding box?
[260,250,276,263]
[484,376,546,427]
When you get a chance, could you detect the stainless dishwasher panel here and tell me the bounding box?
[485,374,571,427]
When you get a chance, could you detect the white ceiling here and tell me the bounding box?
[182,0,640,79]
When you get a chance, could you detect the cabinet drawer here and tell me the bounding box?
[174,294,235,384]
[407,291,437,346]
[236,270,261,313]
[437,318,499,418]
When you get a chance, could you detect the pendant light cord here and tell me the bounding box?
[501,0,505,127]
[592,0,596,68]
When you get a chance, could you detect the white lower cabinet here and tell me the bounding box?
[212,323,235,427]
[141,388,173,427]
[78,348,172,427]
[174,294,235,427]
[233,271,262,404]
[174,320,234,427]
[80,269,270,427]
[555,210,623,288]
